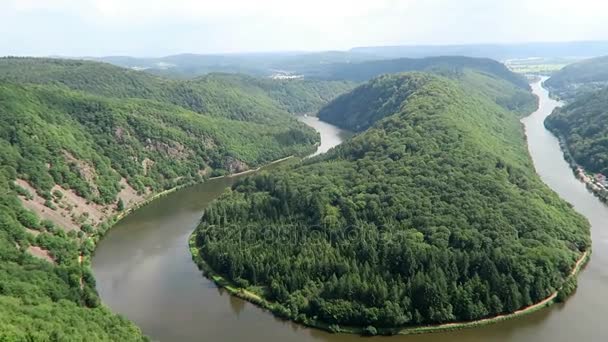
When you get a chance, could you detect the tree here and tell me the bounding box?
[116,198,125,212]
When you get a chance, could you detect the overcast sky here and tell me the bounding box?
[2,0,608,57]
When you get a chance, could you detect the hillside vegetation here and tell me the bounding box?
[319,68,536,131]
[0,57,345,339]
[95,51,381,78]
[545,56,608,99]
[0,57,355,121]
[94,42,608,78]
[312,56,529,87]
[545,86,608,176]
[0,82,318,201]
[193,73,590,332]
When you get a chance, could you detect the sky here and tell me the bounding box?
[2,0,608,57]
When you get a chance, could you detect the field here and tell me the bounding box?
[505,57,581,75]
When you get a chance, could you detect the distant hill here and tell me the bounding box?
[545,56,608,100]
[193,72,589,333]
[317,58,537,131]
[351,41,608,60]
[92,51,382,78]
[0,57,355,122]
[86,42,608,79]
[311,56,529,87]
[545,87,608,177]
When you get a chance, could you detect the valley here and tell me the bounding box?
[191,71,589,335]
[93,80,608,341]
[4,2,608,341]
[0,53,606,341]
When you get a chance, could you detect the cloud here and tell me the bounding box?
[2,0,608,56]
[8,0,407,21]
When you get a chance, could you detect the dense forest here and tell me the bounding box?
[95,42,608,79]
[0,90,150,338]
[96,51,380,79]
[545,86,608,176]
[319,68,536,132]
[0,82,318,201]
[545,56,608,100]
[316,57,536,131]
[309,56,530,87]
[0,57,354,339]
[193,72,590,332]
[0,57,354,121]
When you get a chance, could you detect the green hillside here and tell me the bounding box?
[545,87,608,176]
[193,73,590,332]
[0,57,337,339]
[319,69,536,131]
[0,82,318,200]
[545,56,608,99]
[95,51,381,78]
[310,56,530,88]
[0,57,354,122]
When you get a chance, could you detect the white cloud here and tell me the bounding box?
[8,0,408,20]
[2,0,608,56]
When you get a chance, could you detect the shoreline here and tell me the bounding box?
[93,155,295,244]
[84,155,296,300]
[539,78,608,204]
[545,132,608,204]
[189,232,589,336]
[208,155,295,180]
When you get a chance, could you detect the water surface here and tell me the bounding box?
[298,115,353,156]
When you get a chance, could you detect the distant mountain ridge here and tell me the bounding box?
[310,56,530,87]
[66,41,608,79]
[318,58,537,131]
[351,41,608,60]
[0,57,354,121]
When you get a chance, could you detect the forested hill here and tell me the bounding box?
[193,73,590,332]
[0,57,355,121]
[545,87,608,176]
[309,56,529,88]
[545,56,608,99]
[319,68,537,131]
[0,57,341,339]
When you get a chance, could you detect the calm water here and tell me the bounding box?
[93,83,608,342]
[298,115,353,156]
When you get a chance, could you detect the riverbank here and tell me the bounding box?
[83,156,296,291]
[208,156,295,180]
[395,250,589,335]
[189,231,589,336]
[538,80,608,202]
[92,155,295,244]
[545,133,608,204]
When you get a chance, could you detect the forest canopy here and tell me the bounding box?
[194,72,590,331]
[0,57,351,339]
[545,86,608,176]
[545,55,608,100]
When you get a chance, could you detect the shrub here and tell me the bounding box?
[363,325,378,336]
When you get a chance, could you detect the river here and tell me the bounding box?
[93,81,608,341]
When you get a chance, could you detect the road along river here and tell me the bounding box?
[93,81,608,341]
